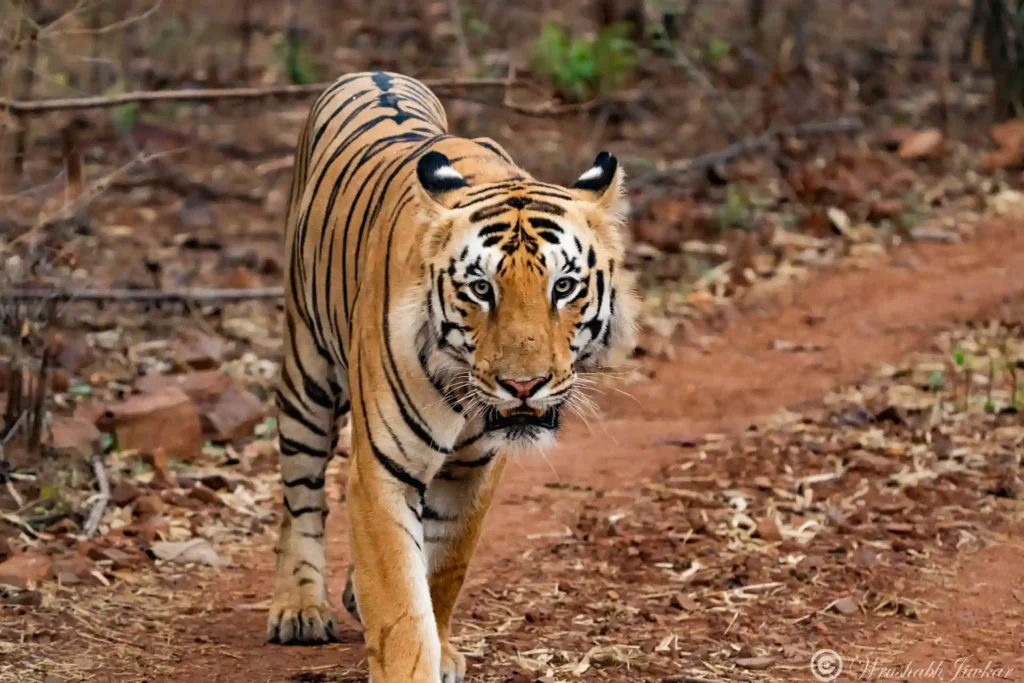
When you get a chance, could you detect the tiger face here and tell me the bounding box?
[414,151,638,447]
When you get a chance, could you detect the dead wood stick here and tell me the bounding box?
[634,117,864,186]
[1,287,284,303]
[0,78,516,115]
[82,456,110,538]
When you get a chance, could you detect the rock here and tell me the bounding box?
[53,552,97,586]
[173,329,228,371]
[99,388,203,462]
[149,539,228,567]
[736,656,775,670]
[188,484,223,506]
[831,597,859,615]
[95,547,143,571]
[178,471,235,491]
[135,494,167,518]
[0,552,55,587]
[201,384,266,442]
[117,516,170,543]
[49,417,102,458]
[670,593,698,611]
[897,128,944,160]
[135,370,231,405]
[110,480,142,507]
[1,588,42,607]
[756,516,782,542]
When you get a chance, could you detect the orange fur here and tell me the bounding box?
[267,72,637,683]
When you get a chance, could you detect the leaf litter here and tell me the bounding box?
[1,303,1020,681]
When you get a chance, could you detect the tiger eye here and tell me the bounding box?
[471,280,493,299]
[553,277,576,296]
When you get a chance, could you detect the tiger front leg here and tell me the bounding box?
[348,444,441,683]
[425,453,507,683]
[266,322,344,644]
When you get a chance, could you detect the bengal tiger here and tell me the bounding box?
[267,71,638,683]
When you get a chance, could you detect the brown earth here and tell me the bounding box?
[114,218,1024,683]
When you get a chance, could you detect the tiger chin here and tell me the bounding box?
[267,71,638,683]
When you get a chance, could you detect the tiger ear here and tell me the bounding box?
[416,151,468,212]
[416,151,467,260]
[571,151,625,213]
[572,152,628,252]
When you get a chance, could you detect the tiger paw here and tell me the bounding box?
[440,641,466,683]
[266,591,341,645]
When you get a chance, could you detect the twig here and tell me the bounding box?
[12,148,184,243]
[82,456,110,538]
[0,287,284,303]
[500,65,604,117]
[633,117,864,186]
[0,78,516,115]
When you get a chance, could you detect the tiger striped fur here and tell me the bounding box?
[268,71,638,683]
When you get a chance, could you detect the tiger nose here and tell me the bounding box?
[496,375,550,400]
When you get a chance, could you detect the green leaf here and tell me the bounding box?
[68,382,93,396]
[99,432,116,453]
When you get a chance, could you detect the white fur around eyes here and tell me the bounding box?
[576,165,603,182]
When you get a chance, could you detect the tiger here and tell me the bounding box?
[267,71,638,683]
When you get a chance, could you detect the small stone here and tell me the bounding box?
[736,656,775,670]
[756,516,782,542]
[135,494,167,518]
[110,480,142,507]
[1,589,42,607]
[188,485,223,506]
[670,593,698,611]
[831,597,859,615]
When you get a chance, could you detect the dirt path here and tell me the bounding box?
[13,219,1019,683]
[137,219,1024,683]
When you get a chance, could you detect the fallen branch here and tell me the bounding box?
[1,287,284,303]
[82,456,110,538]
[0,78,516,115]
[633,117,864,186]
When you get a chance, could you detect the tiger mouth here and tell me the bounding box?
[485,406,560,431]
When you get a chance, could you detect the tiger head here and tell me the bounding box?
[413,149,638,448]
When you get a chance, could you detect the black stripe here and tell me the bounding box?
[293,559,321,575]
[283,476,326,489]
[357,365,428,495]
[279,435,329,458]
[277,395,328,438]
[528,217,563,233]
[284,498,325,517]
[422,505,457,522]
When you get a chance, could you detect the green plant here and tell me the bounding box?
[705,37,731,65]
[714,184,755,231]
[110,102,139,132]
[273,31,319,85]
[926,369,946,391]
[530,22,638,101]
